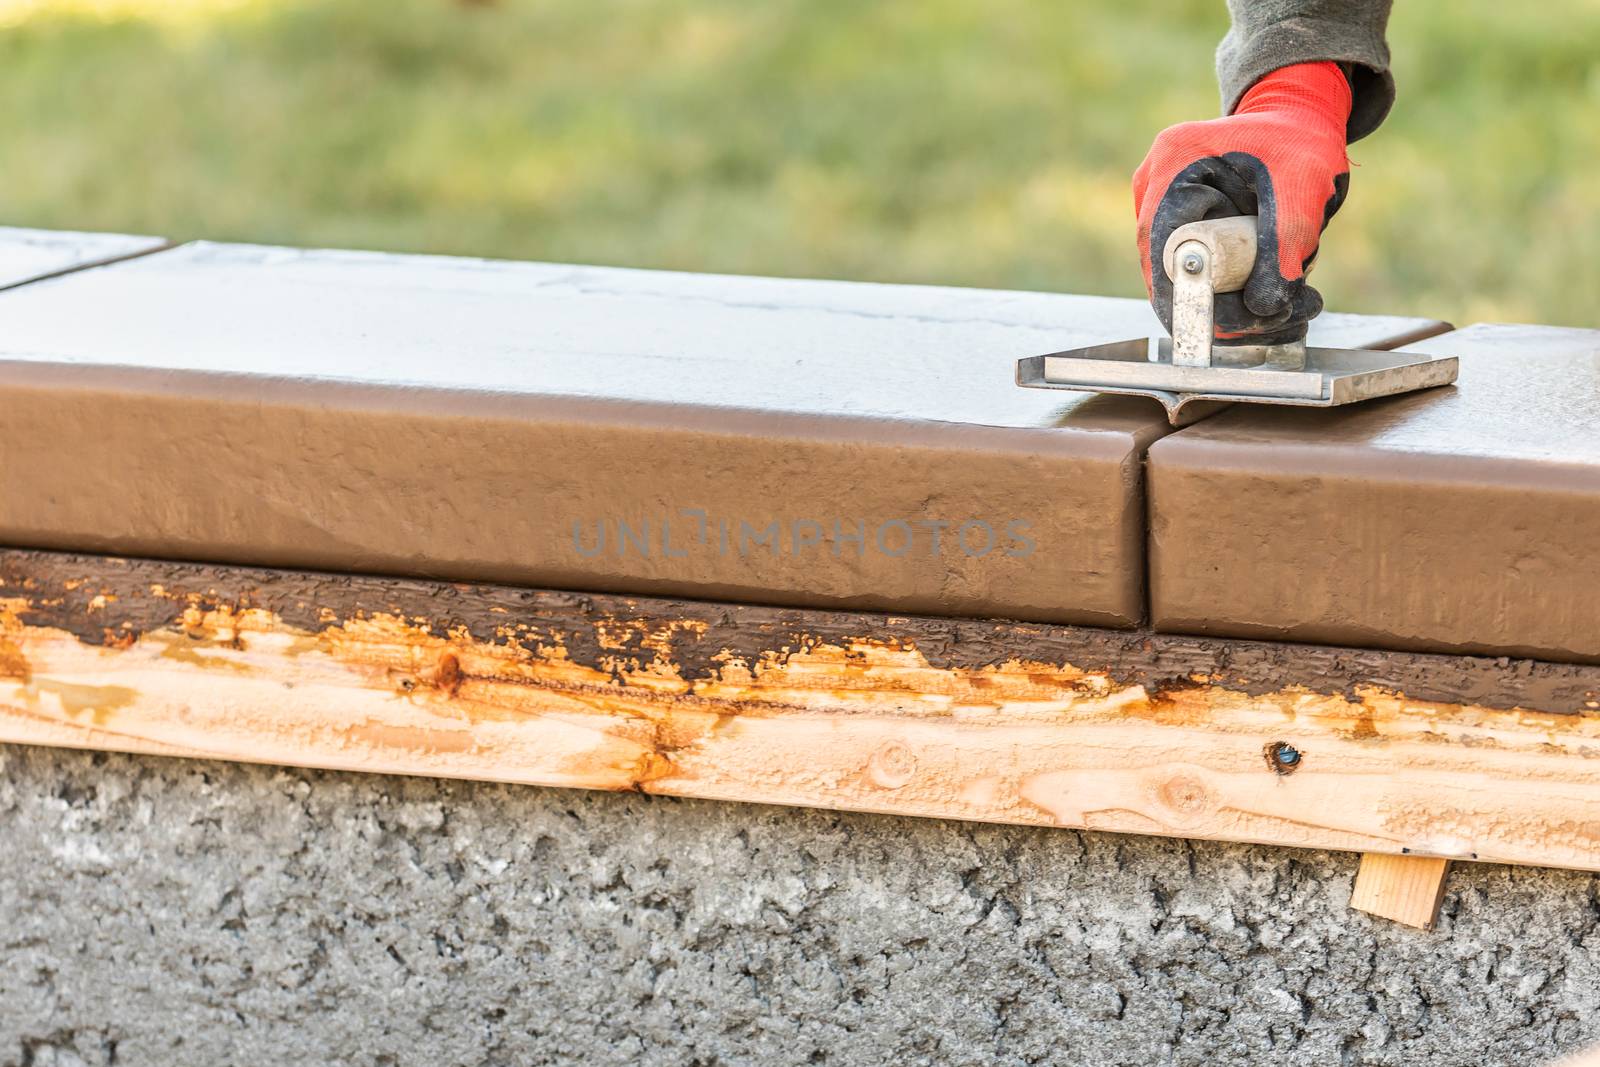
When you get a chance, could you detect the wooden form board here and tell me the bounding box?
[0,239,1446,629]
[3,550,1598,874]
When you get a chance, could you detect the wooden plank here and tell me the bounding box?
[2,550,1598,871]
[1149,323,1600,663]
[0,239,1447,629]
[1349,854,1452,929]
[0,226,166,290]
[1553,1043,1600,1067]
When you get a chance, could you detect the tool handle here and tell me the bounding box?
[1161,216,1258,294]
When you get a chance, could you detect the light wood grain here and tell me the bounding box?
[1350,854,1453,928]
[2,551,1598,871]
[1551,1042,1600,1066]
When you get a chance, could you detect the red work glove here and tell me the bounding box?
[1133,61,1353,346]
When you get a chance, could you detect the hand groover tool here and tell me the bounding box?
[1015,216,1459,426]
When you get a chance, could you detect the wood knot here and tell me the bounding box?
[631,750,678,789]
[0,637,31,683]
[1154,771,1214,827]
[419,651,462,697]
[866,740,917,790]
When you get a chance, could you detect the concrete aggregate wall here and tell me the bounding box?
[1,743,1597,1067]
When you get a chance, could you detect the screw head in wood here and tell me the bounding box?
[1264,740,1303,775]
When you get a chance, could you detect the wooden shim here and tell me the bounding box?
[1349,854,1452,929]
[2,549,1599,870]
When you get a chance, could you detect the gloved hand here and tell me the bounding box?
[1133,61,1353,346]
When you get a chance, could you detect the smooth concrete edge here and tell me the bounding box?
[1143,320,1600,664]
[0,362,1151,628]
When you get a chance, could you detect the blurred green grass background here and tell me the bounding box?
[3,0,1597,326]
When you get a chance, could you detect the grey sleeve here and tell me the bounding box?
[1217,0,1395,141]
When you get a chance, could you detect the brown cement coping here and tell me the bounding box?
[0,236,1445,626]
[1149,323,1600,663]
[0,226,165,291]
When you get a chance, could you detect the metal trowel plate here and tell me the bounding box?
[1016,338,1459,426]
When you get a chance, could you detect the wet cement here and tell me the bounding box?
[0,240,1445,629]
[1148,324,1600,662]
[3,744,1596,1067]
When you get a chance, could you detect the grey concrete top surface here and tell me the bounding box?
[0,226,164,290]
[0,239,1443,428]
[0,235,1446,627]
[1149,323,1600,661]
